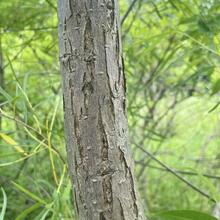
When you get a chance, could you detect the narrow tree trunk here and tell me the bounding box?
[58,1,146,219]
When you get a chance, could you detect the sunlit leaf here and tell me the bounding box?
[0,188,7,220]
[0,133,27,155]
[153,210,218,220]
[211,79,220,95]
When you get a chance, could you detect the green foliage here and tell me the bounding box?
[0,188,7,220]
[152,210,217,220]
[0,0,220,219]
[211,79,220,95]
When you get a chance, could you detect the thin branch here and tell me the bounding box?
[0,26,57,35]
[121,0,139,26]
[3,36,36,69]
[45,0,57,11]
[0,111,65,164]
[138,146,217,203]
[136,162,220,180]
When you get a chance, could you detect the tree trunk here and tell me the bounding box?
[213,203,220,219]
[57,1,146,219]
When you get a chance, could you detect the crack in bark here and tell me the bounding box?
[84,15,95,62]
[100,212,107,220]
[73,114,83,163]
[98,105,109,162]
[74,190,79,215]
[128,168,139,219]
[70,88,74,115]
[62,94,65,110]
[110,97,116,122]
[121,56,126,94]
[103,27,118,99]
[67,0,73,20]
[82,15,95,118]
[118,198,126,220]
[82,72,94,117]
[98,101,113,219]
[119,148,129,177]
[76,12,81,26]
[102,175,113,212]
[119,148,139,219]
[106,0,115,29]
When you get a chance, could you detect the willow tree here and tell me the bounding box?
[58,1,146,219]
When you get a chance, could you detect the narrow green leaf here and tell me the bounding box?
[211,79,220,95]
[208,102,220,113]
[15,203,42,220]
[154,210,218,220]
[0,188,7,220]
[12,181,47,205]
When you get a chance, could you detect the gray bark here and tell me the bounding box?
[57,1,146,220]
[213,203,220,220]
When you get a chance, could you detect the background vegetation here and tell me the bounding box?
[0,0,220,219]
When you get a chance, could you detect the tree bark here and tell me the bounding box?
[213,203,220,219]
[57,1,146,219]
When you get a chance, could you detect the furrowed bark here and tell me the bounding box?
[57,1,146,219]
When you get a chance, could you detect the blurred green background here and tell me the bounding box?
[0,0,220,219]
